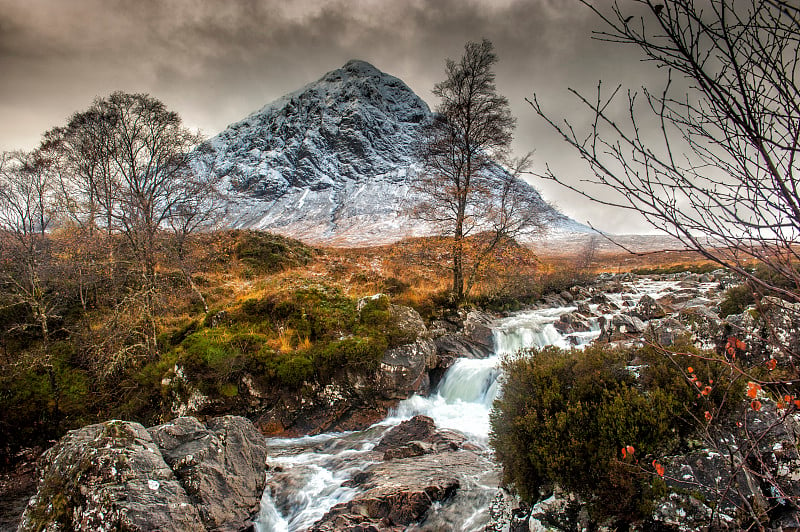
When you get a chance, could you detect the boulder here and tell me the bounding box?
[657,288,701,311]
[527,487,588,532]
[376,336,437,399]
[19,420,205,531]
[434,309,497,360]
[553,312,593,335]
[373,415,437,452]
[655,449,765,530]
[148,415,268,530]
[632,294,667,320]
[653,402,800,530]
[758,296,800,361]
[600,314,646,341]
[645,317,690,346]
[19,416,268,532]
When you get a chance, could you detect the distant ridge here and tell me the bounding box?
[194,60,591,246]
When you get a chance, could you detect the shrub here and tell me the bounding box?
[276,355,313,388]
[490,343,741,521]
[311,336,388,380]
[232,230,315,274]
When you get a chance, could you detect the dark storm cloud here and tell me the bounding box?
[0,0,661,232]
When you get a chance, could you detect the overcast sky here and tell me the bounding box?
[0,0,668,233]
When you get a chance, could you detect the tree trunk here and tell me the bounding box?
[452,217,465,303]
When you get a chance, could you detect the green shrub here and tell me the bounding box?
[233,231,315,273]
[490,343,740,520]
[311,336,388,380]
[276,355,313,388]
[239,287,357,341]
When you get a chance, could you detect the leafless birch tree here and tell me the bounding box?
[416,39,540,302]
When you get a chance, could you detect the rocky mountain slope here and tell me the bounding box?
[195,59,589,246]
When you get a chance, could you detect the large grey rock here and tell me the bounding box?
[377,330,437,399]
[434,310,497,360]
[19,420,205,532]
[632,294,667,320]
[653,403,800,530]
[527,487,588,532]
[148,416,268,531]
[553,311,593,335]
[599,314,646,341]
[645,317,690,346]
[19,416,267,532]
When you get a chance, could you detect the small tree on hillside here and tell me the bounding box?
[416,39,540,303]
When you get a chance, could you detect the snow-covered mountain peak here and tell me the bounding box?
[196,60,590,246]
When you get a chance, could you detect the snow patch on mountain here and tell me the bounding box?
[195,59,591,246]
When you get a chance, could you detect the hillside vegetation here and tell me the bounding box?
[0,228,575,467]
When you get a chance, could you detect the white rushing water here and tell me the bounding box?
[255,304,606,531]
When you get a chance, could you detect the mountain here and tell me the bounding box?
[195,59,589,246]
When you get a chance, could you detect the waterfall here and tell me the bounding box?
[255,304,601,531]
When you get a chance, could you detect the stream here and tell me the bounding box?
[254,280,689,531]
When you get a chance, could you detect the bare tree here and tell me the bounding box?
[416,39,540,302]
[531,0,800,304]
[529,0,800,524]
[43,92,213,356]
[92,92,204,288]
[165,146,227,313]
[0,150,63,424]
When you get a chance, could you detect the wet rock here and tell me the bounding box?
[595,280,625,294]
[576,301,593,316]
[310,450,497,531]
[374,416,437,452]
[657,288,701,311]
[383,441,433,461]
[434,310,497,360]
[596,302,619,314]
[600,314,646,341]
[590,292,610,305]
[632,294,667,320]
[463,310,497,353]
[377,335,437,399]
[553,312,593,335]
[148,415,268,530]
[527,487,588,532]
